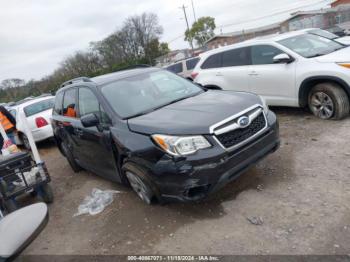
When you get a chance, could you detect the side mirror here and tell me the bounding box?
[81,113,99,128]
[273,53,294,64]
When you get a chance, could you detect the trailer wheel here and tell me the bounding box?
[38,184,54,203]
[4,199,18,213]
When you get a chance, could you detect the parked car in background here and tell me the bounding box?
[52,68,279,204]
[326,25,347,37]
[8,96,55,148]
[192,29,350,120]
[164,57,200,80]
[303,28,350,46]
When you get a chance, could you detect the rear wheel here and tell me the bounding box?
[61,142,82,173]
[20,133,31,150]
[122,163,156,205]
[308,83,349,120]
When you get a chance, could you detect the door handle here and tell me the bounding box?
[249,71,259,76]
[215,72,223,77]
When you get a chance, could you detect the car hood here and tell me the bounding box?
[127,90,262,135]
[315,46,350,63]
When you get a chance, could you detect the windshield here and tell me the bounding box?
[101,70,203,118]
[24,98,55,117]
[278,34,344,58]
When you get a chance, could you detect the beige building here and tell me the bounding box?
[205,0,350,50]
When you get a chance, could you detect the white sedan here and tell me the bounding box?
[8,96,55,148]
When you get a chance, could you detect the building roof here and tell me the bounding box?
[205,22,281,44]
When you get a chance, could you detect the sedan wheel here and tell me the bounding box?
[309,92,334,119]
[125,171,152,204]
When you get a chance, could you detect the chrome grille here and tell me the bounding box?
[215,113,266,149]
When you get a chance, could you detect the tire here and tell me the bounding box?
[0,179,8,193]
[4,199,18,213]
[308,83,350,120]
[37,184,54,203]
[122,162,157,205]
[60,142,82,173]
[20,133,31,150]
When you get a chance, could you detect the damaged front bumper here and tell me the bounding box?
[148,111,280,202]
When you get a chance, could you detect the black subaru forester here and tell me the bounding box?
[52,67,279,204]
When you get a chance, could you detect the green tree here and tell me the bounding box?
[185,16,216,47]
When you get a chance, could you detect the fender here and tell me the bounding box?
[298,76,350,107]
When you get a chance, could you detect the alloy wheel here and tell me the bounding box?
[125,171,152,204]
[310,92,334,119]
[22,134,31,150]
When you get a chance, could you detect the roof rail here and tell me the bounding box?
[116,64,151,72]
[60,77,92,88]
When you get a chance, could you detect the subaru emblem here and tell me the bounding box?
[238,116,250,128]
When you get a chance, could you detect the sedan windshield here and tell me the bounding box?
[101,70,203,118]
[278,34,344,58]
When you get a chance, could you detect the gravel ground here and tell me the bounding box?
[22,107,350,255]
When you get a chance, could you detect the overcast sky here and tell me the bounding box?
[0,0,332,82]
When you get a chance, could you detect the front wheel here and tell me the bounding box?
[308,83,349,120]
[122,163,156,205]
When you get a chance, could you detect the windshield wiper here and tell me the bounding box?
[126,97,191,119]
[126,92,202,119]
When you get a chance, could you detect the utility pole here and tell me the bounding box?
[180,4,194,52]
[191,0,197,22]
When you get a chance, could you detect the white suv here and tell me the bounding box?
[192,29,350,120]
[165,57,200,80]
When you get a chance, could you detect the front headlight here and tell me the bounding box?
[152,134,211,156]
[259,96,269,114]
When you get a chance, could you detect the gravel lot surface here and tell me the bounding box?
[23,108,350,255]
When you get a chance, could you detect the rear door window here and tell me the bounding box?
[251,45,284,65]
[222,47,251,67]
[62,89,77,118]
[54,92,64,115]
[201,53,222,69]
[9,109,17,119]
[166,63,183,74]
[185,57,200,70]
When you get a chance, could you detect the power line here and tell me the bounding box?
[167,0,332,45]
[219,0,331,29]
[180,4,194,51]
[191,0,197,22]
